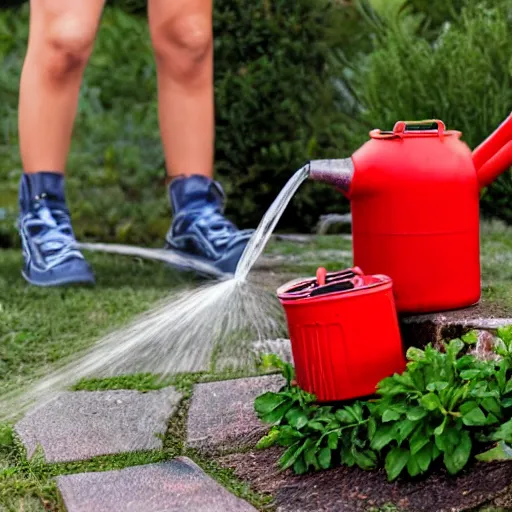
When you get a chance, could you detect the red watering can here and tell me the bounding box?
[309,114,512,313]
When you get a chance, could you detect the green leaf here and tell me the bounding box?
[426,381,449,392]
[476,441,512,462]
[335,409,356,424]
[285,408,308,429]
[409,427,429,455]
[459,401,479,415]
[256,427,280,449]
[371,425,397,451]
[416,443,433,472]
[261,402,294,424]
[385,447,410,481]
[462,406,487,426]
[434,417,447,436]
[293,455,308,475]
[420,393,442,411]
[328,432,339,449]
[462,331,478,344]
[456,355,477,370]
[446,338,465,359]
[280,441,308,470]
[318,447,332,469]
[276,425,304,446]
[368,417,377,439]
[255,392,288,415]
[460,370,481,380]
[304,441,319,470]
[486,413,499,426]
[352,448,377,470]
[406,347,425,361]
[308,421,325,431]
[502,398,512,408]
[406,407,428,421]
[492,419,512,442]
[397,419,417,443]
[482,398,501,416]
[407,453,421,477]
[505,379,512,395]
[443,431,472,475]
[382,409,401,422]
[435,431,454,453]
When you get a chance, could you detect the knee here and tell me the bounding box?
[44,15,96,77]
[152,14,212,78]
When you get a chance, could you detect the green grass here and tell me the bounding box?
[0,250,196,396]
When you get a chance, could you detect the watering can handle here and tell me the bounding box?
[393,120,446,137]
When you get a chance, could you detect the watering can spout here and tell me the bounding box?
[308,158,354,194]
[473,113,512,188]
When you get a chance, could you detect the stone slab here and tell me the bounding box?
[400,301,512,349]
[15,387,182,463]
[187,375,285,454]
[57,457,257,512]
[219,447,512,512]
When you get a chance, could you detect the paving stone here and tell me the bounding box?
[15,387,182,463]
[219,448,512,512]
[187,375,285,454]
[57,457,257,512]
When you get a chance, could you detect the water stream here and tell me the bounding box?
[0,166,310,422]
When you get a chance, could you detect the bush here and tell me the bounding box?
[0,0,356,247]
[348,1,512,223]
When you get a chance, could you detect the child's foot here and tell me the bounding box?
[18,172,95,287]
[165,175,253,275]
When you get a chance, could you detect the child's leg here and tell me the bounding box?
[17,0,104,287]
[148,0,253,275]
[148,0,214,178]
[19,0,105,172]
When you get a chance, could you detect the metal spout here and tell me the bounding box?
[308,158,354,194]
[473,113,512,188]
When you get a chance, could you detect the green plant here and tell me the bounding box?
[255,326,512,481]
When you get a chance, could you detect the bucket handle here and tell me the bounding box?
[393,119,445,139]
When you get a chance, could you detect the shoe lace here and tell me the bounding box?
[194,207,241,249]
[23,204,83,269]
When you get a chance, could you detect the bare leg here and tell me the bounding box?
[148,0,214,178]
[18,0,105,173]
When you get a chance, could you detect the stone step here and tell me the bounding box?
[187,375,285,455]
[15,387,182,463]
[57,457,258,512]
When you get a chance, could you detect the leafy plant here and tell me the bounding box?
[255,327,512,481]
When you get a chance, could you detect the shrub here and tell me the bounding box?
[255,327,512,481]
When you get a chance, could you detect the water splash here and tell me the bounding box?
[0,166,310,422]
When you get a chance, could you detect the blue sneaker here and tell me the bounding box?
[18,172,95,287]
[165,175,253,275]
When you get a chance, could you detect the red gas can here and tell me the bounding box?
[309,115,512,313]
[277,267,405,402]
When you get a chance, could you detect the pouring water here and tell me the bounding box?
[0,166,310,422]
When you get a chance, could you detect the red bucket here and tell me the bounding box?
[277,267,405,402]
